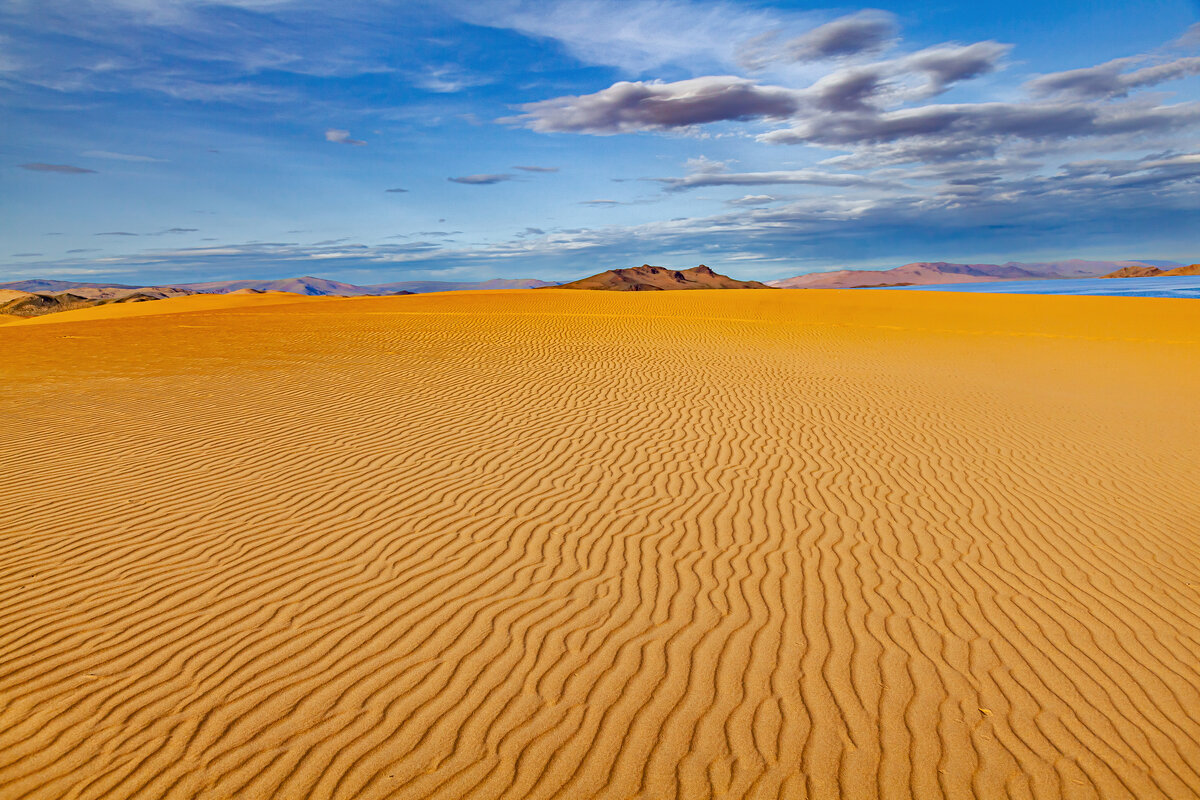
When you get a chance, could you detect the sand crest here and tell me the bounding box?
[1,289,1198,799]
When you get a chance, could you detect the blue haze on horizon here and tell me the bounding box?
[2,0,1199,285]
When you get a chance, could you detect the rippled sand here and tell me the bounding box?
[2,289,1198,799]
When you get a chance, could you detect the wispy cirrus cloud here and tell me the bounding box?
[81,150,167,162]
[1027,55,1200,99]
[654,162,880,192]
[446,0,789,74]
[19,162,97,173]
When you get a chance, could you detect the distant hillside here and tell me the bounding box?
[0,290,175,318]
[0,275,556,317]
[175,276,557,295]
[1101,266,1164,279]
[769,260,1171,289]
[558,265,771,291]
[173,276,391,296]
[365,278,557,293]
[0,279,141,292]
[1,275,557,297]
[1102,263,1200,278]
[6,260,1190,306]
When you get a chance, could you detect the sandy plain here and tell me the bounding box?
[1,288,1198,800]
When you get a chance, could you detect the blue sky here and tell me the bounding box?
[2,0,1199,285]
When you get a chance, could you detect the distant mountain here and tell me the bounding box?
[0,279,141,292]
[173,276,392,296]
[768,260,1170,289]
[174,275,557,295]
[1126,260,1188,268]
[364,278,557,293]
[0,290,173,318]
[59,286,195,300]
[1101,265,1164,279]
[1103,263,1200,278]
[0,275,555,317]
[558,265,771,291]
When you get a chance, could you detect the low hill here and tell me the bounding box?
[10,291,324,326]
[0,279,141,293]
[1101,265,1165,278]
[558,265,771,291]
[1101,263,1198,278]
[1163,263,1200,276]
[0,290,178,319]
[769,259,1168,289]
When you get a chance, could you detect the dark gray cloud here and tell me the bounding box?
[513,165,559,172]
[507,76,802,134]
[95,231,139,236]
[511,39,1010,135]
[807,67,888,112]
[1028,56,1200,99]
[787,11,897,62]
[448,173,516,184]
[19,162,97,174]
[758,100,1200,147]
[66,248,101,253]
[385,187,408,192]
[901,42,1011,93]
[803,42,1010,113]
[11,253,42,257]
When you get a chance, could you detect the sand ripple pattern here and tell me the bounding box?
[1,289,1199,800]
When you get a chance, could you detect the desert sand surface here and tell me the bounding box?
[1,289,1199,800]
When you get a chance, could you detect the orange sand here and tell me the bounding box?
[1,289,1198,799]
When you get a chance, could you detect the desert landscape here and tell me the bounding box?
[7,1,1200,797]
[1,288,1198,799]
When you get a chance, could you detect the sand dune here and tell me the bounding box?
[1,289,1198,799]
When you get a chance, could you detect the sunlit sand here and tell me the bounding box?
[1,289,1198,799]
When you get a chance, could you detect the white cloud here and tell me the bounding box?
[82,150,167,162]
[445,0,791,74]
[325,128,366,145]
